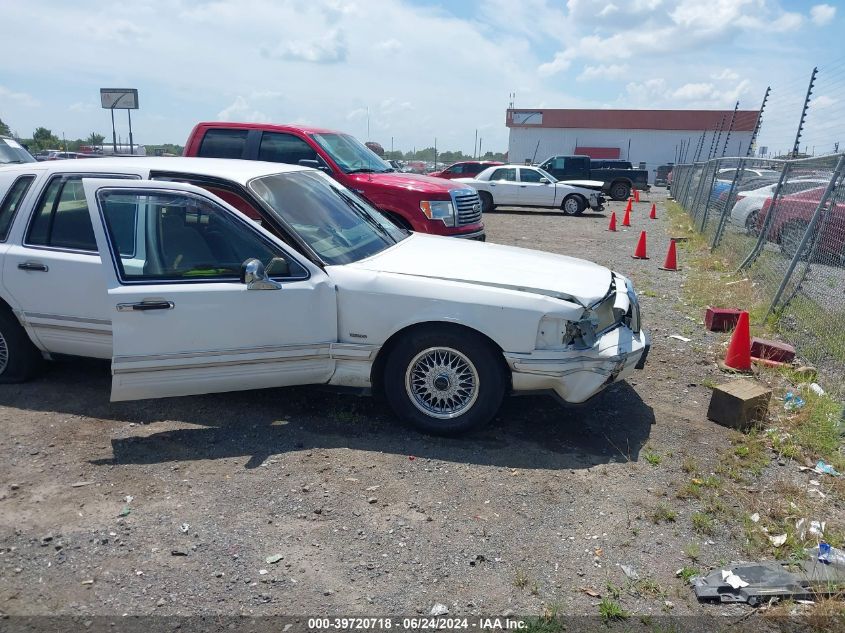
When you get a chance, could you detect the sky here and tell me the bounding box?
[1,0,843,156]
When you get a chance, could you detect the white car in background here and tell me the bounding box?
[730,178,830,233]
[455,164,606,215]
[0,157,648,436]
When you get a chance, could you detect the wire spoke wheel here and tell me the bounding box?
[405,346,479,419]
[0,329,8,374]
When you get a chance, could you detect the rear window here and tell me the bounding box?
[0,175,35,241]
[197,129,248,159]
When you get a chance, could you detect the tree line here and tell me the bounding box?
[383,147,507,163]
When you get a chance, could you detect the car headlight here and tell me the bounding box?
[420,200,455,227]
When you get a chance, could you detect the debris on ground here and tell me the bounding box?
[783,392,805,411]
[620,564,639,580]
[71,481,93,488]
[118,506,131,517]
[809,383,825,396]
[815,460,839,476]
[580,587,601,597]
[265,554,284,564]
[768,534,787,547]
[179,523,190,533]
[707,379,771,430]
[668,334,691,342]
[430,603,448,616]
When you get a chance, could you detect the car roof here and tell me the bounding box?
[195,121,341,135]
[0,156,310,184]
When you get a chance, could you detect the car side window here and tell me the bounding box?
[548,158,565,171]
[96,189,306,283]
[198,129,249,159]
[447,164,463,174]
[466,164,485,175]
[519,168,543,183]
[258,132,317,165]
[26,175,137,253]
[490,168,516,182]
[0,175,35,241]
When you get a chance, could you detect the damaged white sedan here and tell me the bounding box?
[0,158,648,435]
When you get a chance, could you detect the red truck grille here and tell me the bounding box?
[452,189,482,225]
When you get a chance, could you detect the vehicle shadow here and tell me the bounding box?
[0,358,654,471]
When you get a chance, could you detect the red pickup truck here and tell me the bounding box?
[183,122,484,239]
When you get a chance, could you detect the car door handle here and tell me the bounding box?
[116,300,175,312]
[18,261,49,272]
[520,185,527,188]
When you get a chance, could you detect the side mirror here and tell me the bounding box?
[539,177,550,184]
[240,258,282,290]
[298,158,331,173]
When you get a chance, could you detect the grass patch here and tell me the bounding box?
[691,511,716,535]
[598,598,628,622]
[651,502,678,524]
[645,452,662,466]
[514,568,529,589]
[685,542,701,562]
[678,566,699,583]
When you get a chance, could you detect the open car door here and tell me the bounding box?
[82,178,337,401]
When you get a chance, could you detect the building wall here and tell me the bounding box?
[508,127,755,182]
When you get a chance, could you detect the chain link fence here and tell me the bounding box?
[670,153,845,395]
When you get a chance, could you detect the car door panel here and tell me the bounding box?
[518,169,556,207]
[82,178,337,402]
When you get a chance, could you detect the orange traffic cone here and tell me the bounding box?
[625,198,632,213]
[608,211,617,231]
[634,188,640,203]
[723,311,752,371]
[632,231,649,259]
[622,206,632,227]
[659,239,679,270]
[649,203,657,219]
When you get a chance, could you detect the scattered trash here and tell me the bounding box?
[179,523,190,533]
[469,555,485,567]
[668,334,691,343]
[81,579,94,585]
[365,485,380,492]
[750,513,760,523]
[815,460,840,476]
[579,587,601,597]
[408,456,416,461]
[768,534,787,547]
[259,569,269,575]
[118,506,131,518]
[71,481,93,488]
[722,570,749,589]
[430,603,448,616]
[124,495,134,503]
[367,497,378,504]
[170,550,188,556]
[817,543,845,567]
[796,518,826,540]
[620,564,639,580]
[266,554,284,564]
[809,383,825,396]
[784,392,805,411]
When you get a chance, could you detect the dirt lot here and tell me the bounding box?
[0,191,838,622]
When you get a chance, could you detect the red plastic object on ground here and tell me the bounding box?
[632,231,649,259]
[625,198,632,213]
[724,311,752,371]
[705,307,743,332]
[649,203,657,219]
[634,188,640,203]
[659,239,679,270]
[608,211,617,231]
[750,337,796,363]
[622,206,632,227]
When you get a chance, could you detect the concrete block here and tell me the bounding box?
[707,379,772,431]
[751,337,796,363]
[705,307,742,332]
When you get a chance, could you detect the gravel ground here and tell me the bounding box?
[0,190,834,622]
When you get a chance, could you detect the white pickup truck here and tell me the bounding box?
[0,158,649,435]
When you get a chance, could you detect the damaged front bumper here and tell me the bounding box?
[504,327,650,403]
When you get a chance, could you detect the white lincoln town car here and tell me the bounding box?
[0,158,649,434]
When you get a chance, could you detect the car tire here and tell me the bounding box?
[0,308,43,384]
[609,181,630,201]
[779,220,810,259]
[383,327,505,436]
[479,191,494,213]
[562,195,586,216]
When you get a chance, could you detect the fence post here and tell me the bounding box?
[736,160,792,272]
[766,154,845,321]
[698,158,725,232]
[711,159,746,248]
[680,165,696,207]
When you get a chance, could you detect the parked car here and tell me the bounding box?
[758,185,845,263]
[654,164,673,187]
[183,123,484,239]
[1,137,36,164]
[537,155,649,201]
[730,178,830,233]
[455,165,605,215]
[0,158,647,434]
[428,161,503,180]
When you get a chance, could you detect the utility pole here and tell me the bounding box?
[474,129,478,159]
[478,137,482,158]
[747,86,770,157]
[792,67,817,158]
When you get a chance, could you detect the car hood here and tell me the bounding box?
[350,233,613,306]
[347,171,464,195]
[557,179,604,191]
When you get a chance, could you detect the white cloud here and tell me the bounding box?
[263,29,348,64]
[810,4,836,25]
[375,38,401,53]
[0,86,39,108]
[86,19,148,42]
[577,64,630,81]
[813,95,837,109]
[712,68,739,81]
[217,96,268,123]
[672,82,716,100]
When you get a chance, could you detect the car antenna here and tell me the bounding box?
[531,139,541,165]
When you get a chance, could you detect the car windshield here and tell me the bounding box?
[248,170,407,265]
[310,132,393,174]
[0,138,36,164]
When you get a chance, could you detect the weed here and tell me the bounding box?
[633,578,664,597]
[685,542,701,561]
[514,568,529,589]
[678,567,699,583]
[598,598,628,622]
[692,511,716,535]
[645,452,662,466]
[651,502,678,524]
[605,580,621,599]
[681,457,699,474]
[701,378,718,390]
